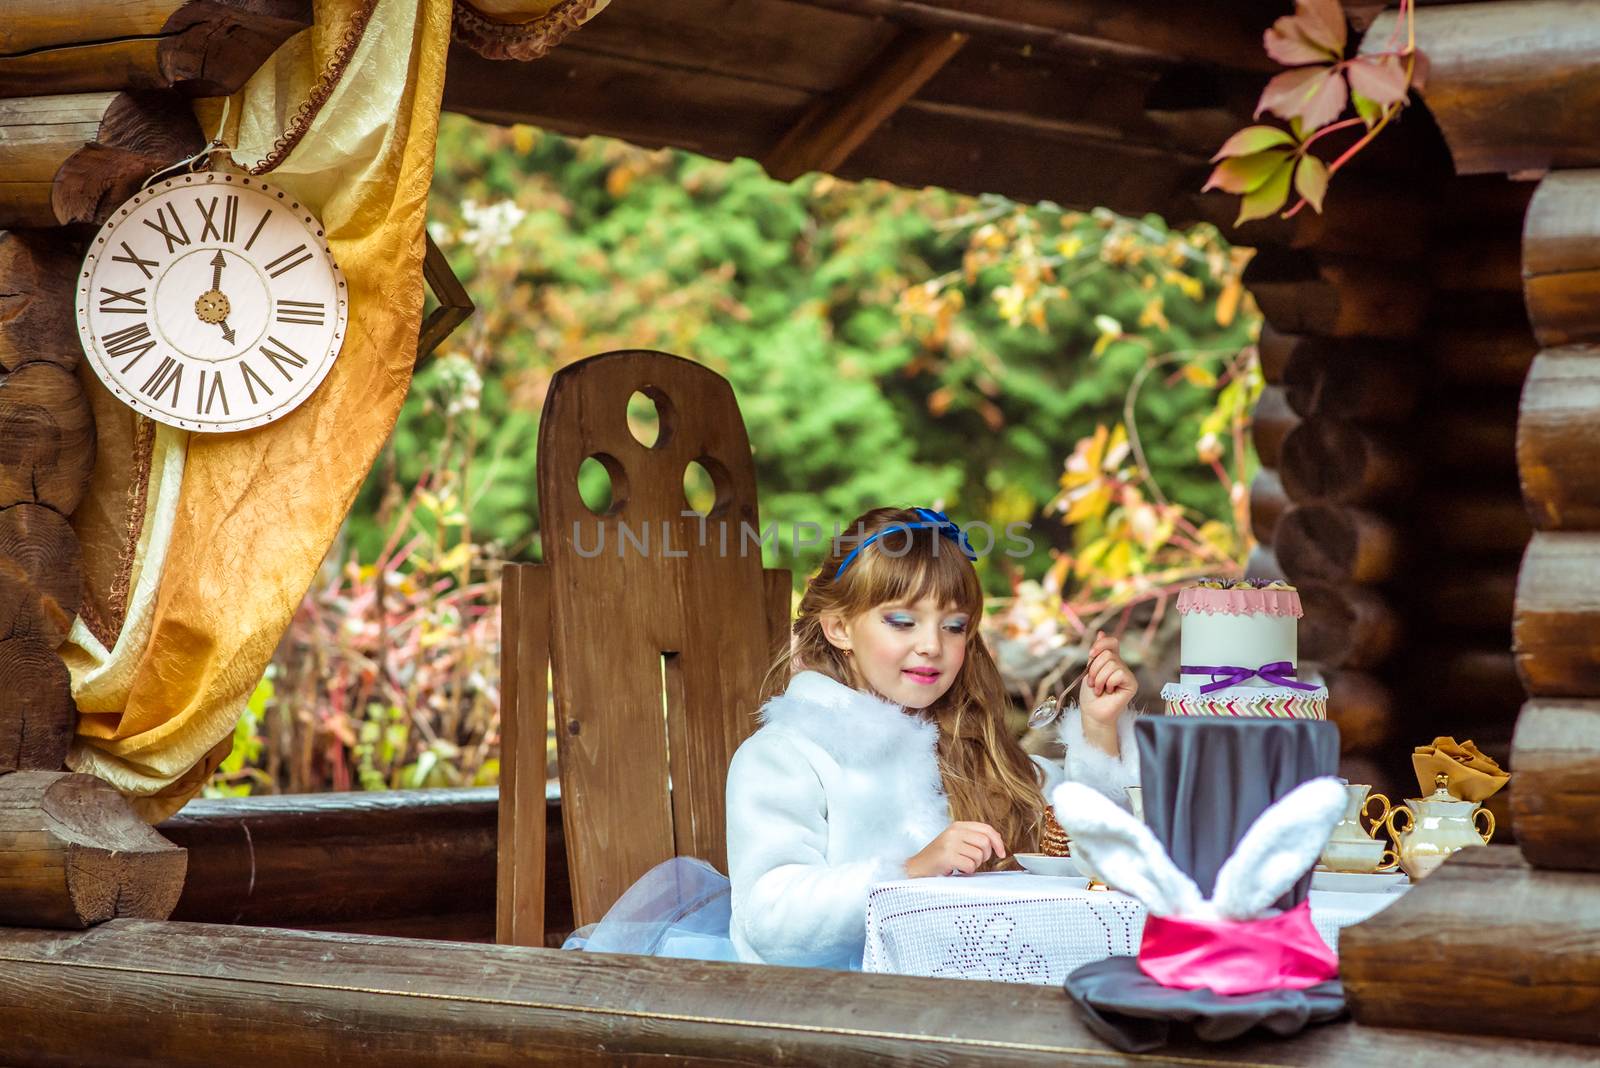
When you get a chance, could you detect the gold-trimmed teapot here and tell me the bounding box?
[1384,773,1495,880]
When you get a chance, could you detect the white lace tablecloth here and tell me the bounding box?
[862,872,1404,985]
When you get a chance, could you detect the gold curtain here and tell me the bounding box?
[65,0,452,820]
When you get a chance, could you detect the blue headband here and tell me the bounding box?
[833,508,978,580]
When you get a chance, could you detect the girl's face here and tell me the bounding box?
[823,594,970,709]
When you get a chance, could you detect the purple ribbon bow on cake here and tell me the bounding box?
[1181,661,1320,695]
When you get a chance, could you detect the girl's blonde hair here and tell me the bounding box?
[762,507,1047,858]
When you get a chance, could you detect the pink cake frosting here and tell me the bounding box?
[1176,586,1303,618]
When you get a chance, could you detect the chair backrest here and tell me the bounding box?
[504,350,790,933]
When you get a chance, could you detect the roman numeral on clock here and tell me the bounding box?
[98,286,146,314]
[100,321,157,371]
[111,241,158,280]
[141,205,191,254]
[140,355,184,407]
[239,360,274,405]
[197,195,239,243]
[260,335,308,380]
[264,244,312,279]
[196,368,230,417]
[275,299,326,326]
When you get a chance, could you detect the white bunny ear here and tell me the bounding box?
[1209,776,1347,921]
[1051,783,1204,918]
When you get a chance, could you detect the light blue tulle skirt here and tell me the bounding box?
[562,856,740,962]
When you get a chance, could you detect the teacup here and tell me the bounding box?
[1319,834,1399,874]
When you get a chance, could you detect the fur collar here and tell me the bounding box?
[758,670,941,768]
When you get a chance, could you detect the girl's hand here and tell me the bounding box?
[906,821,1006,877]
[1079,631,1136,749]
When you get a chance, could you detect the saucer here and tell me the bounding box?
[1015,853,1083,878]
[1310,870,1407,893]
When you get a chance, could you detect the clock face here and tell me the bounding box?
[76,173,348,433]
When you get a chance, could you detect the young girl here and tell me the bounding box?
[725,506,1141,970]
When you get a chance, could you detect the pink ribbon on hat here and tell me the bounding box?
[1136,900,1338,996]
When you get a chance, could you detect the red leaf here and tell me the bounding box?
[1256,65,1349,132]
[1264,21,1333,66]
[1211,125,1296,161]
[1347,53,1410,107]
[1203,150,1292,194]
[1293,154,1330,214]
[1294,0,1348,56]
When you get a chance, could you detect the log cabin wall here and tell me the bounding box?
[0,1,310,929]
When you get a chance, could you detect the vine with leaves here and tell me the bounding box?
[1206,0,1427,223]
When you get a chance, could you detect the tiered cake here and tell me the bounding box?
[1160,579,1328,720]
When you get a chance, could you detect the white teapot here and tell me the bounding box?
[1384,773,1494,880]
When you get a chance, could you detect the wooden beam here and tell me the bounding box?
[763,30,968,182]
[0,771,185,927]
[1519,346,1600,529]
[0,1,312,98]
[154,786,573,943]
[0,362,95,515]
[1245,252,1431,339]
[1365,1,1600,176]
[1515,532,1600,697]
[1341,846,1600,1046]
[1524,170,1600,347]
[3,916,1599,1065]
[1512,701,1600,872]
[0,231,80,374]
[0,91,202,228]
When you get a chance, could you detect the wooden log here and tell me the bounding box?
[1511,701,1600,872]
[1515,531,1600,697]
[1244,252,1429,340]
[1425,492,1534,557]
[3,918,1599,1067]
[1250,384,1297,468]
[0,771,185,926]
[1257,323,1296,384]
[0,636,73,772]
[1281,341,1418,422]
[1420,400,1520,480]
[1366,3,1600,175]
[1524,171,1600,346]
[1432,236,1526,295]
[0,1,313,99]
[1416,567,1519,637]
[0,503,81,645]
[0,230,80,373]
[1326,670,1394,755]
[156,787,571,943]
[1400,646,1525,729]
[0,91,202,229]
[1248,467,1287,545]
[1189,180,1433,260]
[1297,579,1400,669]
[1280,418,1414,505]
[763,29,968,181]
[0,361,96,514]
[1275,505,1399,585]
[1342,846,1600,1046]
[1428,323,1538,389]
[1520,346,1600,528]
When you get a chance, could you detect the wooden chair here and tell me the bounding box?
[498,350,791,943]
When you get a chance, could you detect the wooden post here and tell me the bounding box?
[498,563,551,947]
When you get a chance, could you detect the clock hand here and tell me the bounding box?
[218,320,236,345]
[211,250,226,290]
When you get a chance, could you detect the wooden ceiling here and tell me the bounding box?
[440,0,1297,224]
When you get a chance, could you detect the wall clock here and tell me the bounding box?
[75,172,348,432]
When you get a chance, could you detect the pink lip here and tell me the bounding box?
[903,668,942,684]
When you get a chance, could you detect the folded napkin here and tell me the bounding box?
[1412,737,1508,802]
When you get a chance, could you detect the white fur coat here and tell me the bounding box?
[725,670,1141,969]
